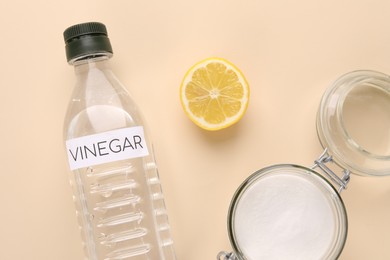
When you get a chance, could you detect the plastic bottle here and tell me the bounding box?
[62,22,176,260]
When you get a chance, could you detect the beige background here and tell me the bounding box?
[1,0,390,259]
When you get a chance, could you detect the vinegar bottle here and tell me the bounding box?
[62,22,176,260]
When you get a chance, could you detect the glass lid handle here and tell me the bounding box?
[217,251,237,260]
[312,148,351,193]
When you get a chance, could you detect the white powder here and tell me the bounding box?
[233,171,337,260]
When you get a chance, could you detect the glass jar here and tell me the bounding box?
[218,70,390,260]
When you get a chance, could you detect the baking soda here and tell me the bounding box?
[233,172,336,259]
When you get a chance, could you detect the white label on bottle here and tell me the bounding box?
[66,126,149,170]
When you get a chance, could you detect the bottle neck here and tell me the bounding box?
[71,54,112,75]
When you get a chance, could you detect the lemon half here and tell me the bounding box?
[180,57,250,131]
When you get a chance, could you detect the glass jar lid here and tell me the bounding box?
[317,70,390,176]
[227,165,347,260]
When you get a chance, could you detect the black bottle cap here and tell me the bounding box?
[63,22,113,62]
